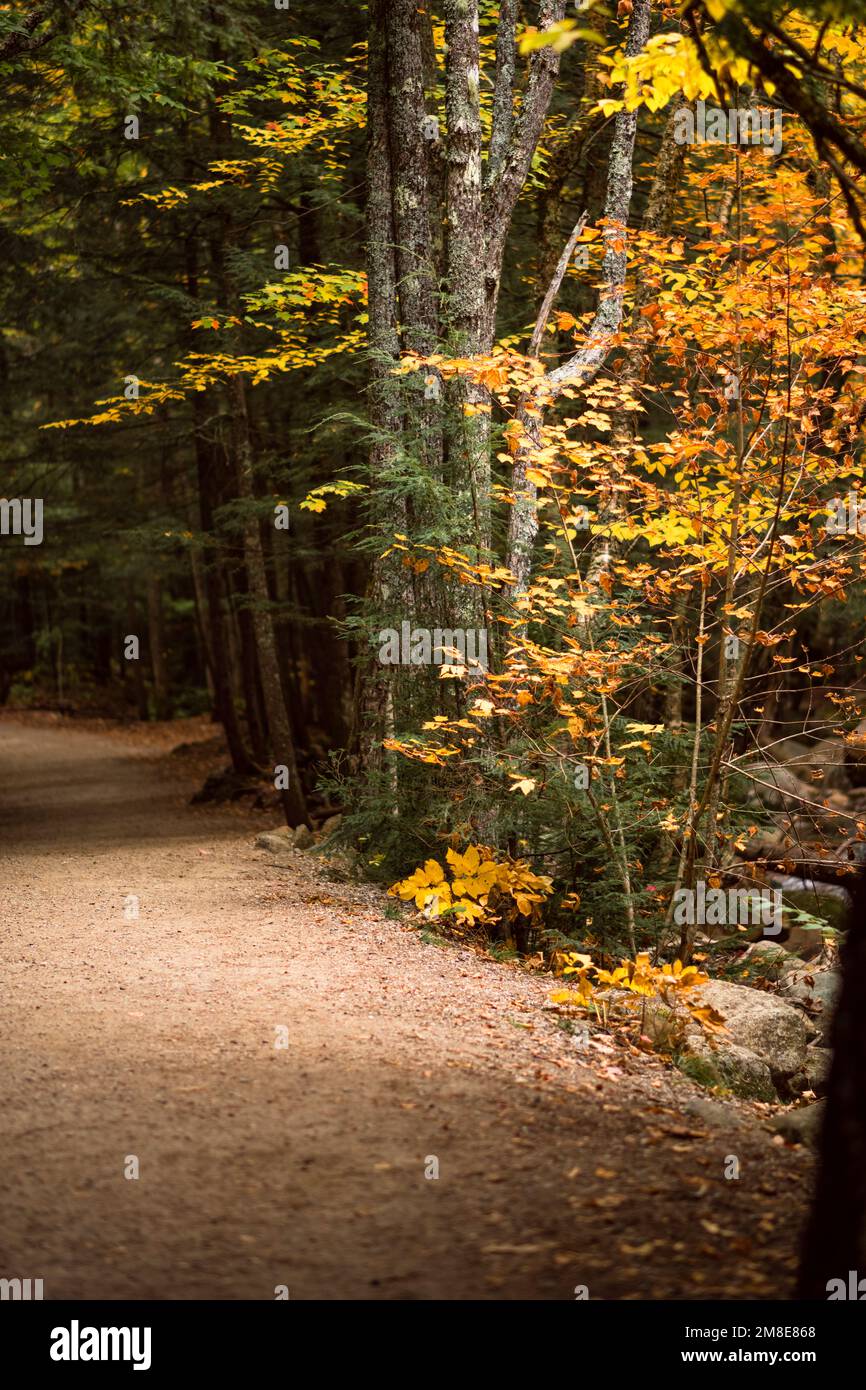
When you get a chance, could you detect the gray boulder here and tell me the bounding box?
[803,1046,832,1098]
[292,824,315,850]
[779,919,833,960]
[768,873,851,905]
[255,829,294,855]
[778,967,840,1043]
[694,979,811,1087]
[742,941,806,973]
[742,762,818,815]
[681,1034,777,1103]
[770,1100,826,1147]
[802,738,852,792]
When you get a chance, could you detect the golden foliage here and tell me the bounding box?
[389,845,553,928]
[551,952,727,1047]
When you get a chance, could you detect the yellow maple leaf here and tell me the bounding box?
[509,778,537,796]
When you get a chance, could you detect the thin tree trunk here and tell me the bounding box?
[192,405,257,775]
[228,373,308,825]
[146,575,170,720]
[482,0,568,347]
[586,102,688,599]
[185,219,255,774]
[385,0,439,360]
[232,563,271,767]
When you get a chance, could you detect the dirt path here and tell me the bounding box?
[0,717,810,1300]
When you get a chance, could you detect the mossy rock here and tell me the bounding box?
[675,1053,725,1092]
[679,1034,778,1103]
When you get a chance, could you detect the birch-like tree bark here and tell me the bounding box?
[444,0,489,553]
[359,1,607,754]
[506,0,653,591]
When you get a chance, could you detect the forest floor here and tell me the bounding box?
[0,713,813,1300]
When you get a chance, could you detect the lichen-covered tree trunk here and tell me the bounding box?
[444,0,489,555]
[359,0,579,768]
[385,0,440,370]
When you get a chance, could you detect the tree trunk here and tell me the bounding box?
[191,401,257,775]
[444,0,489,553]
[385,0,439,359]
[146,575,170,720]
[185,219,256,775]
[125,595,149,721]
[353,0,410,774]
[228,373,308,826]
[232,563,271,767]
[505,0,652,591]
[482,1,568,347]
[798,871,866,1296]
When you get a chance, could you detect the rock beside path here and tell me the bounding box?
[695,979,812,1088]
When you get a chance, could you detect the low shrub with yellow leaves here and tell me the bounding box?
[389,844,553,939]
[551,952,726,1050]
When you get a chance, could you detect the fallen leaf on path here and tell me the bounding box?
[482,1242,549,1256]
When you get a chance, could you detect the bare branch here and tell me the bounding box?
[528,211,587,359]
